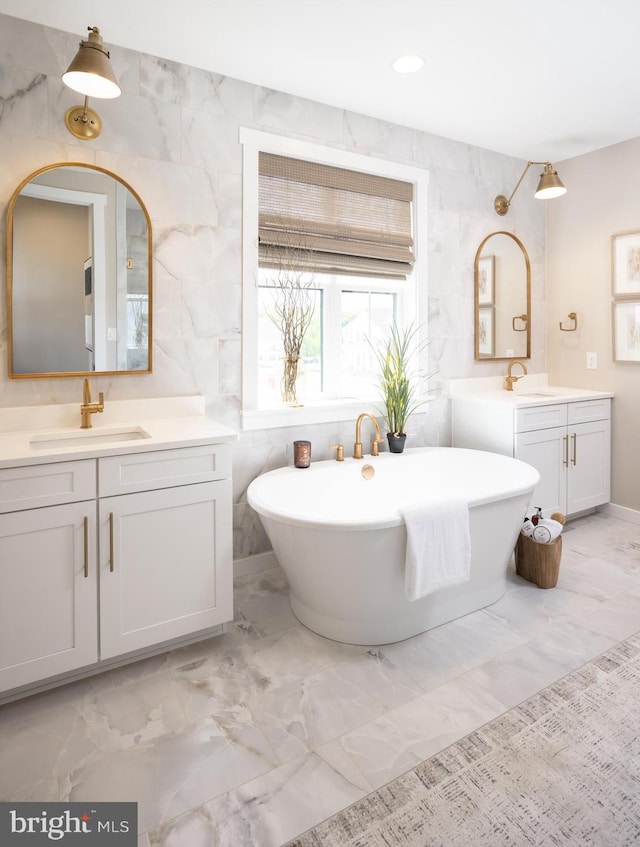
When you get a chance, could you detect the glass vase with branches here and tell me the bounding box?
[263,243,317,405]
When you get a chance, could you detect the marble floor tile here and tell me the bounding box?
[1,510,638,844]
[484,580,602,638]
[246,653,422,763]
[168,626,342,724]
[231,569,299,637]
[567,591,640,642]
[60,708,278,834]
[556,554,640,601]
[378,607,528,692]
[323,676,507,790]
[147,752,367,847]
[458,620,616,711]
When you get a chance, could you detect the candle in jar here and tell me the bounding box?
[293,440,311,468]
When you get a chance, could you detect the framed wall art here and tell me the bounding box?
[612,231,640,297]
[477,305,495,357]
[477,254,495,305]
[612,300,640,362]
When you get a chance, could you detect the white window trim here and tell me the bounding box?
[240,127,429,431]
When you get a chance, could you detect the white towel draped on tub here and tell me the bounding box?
[399,498,471,601]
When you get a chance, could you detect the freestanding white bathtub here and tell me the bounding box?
[247,447,540,645]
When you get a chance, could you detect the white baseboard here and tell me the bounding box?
[234,550,279,578]
[598,502,640,525]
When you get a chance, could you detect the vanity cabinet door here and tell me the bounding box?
[98,480,233,660]
[0,502,98,691]
[566,419,611,514]
[515,417,611,516]
[515,426,568,515]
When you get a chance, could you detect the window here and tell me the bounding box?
[241,129,429,429]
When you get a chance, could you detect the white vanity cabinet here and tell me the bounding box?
[0,442,233,698]
[514,399,611,516]
[452,395,611,517]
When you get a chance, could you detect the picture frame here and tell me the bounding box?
[612,231,640,297]
[612,300,640,362]
[478,305,495,357]
[477,254,495,305]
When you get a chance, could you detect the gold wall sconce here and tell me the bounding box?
[495,161,567,216]
[62,26,121,140]
[559,312,578,331]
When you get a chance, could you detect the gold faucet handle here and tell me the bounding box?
[370,436,384,456]
[329,444,344,462]
[97,391,105,408]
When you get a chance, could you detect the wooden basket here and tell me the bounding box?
[515,531,562,589]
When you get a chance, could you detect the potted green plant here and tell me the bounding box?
[371,322,429,453]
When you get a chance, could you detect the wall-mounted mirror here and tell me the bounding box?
[7,163,152,378]
[474,230,530,361]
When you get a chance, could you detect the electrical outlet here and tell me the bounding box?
[586,352,598,369]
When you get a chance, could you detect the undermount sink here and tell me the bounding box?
[515,391,558,398]
[30,425,151,450]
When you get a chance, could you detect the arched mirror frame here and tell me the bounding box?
[474,230,531,361]
[6,162,153,379]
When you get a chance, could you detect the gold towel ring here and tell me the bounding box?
[559,312,578,331]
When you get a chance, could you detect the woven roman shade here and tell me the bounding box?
[258,153,414,279]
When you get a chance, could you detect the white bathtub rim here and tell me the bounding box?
[247,447,540,531]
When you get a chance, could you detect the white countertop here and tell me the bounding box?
[0,396,238,469]
[448,374,614,407]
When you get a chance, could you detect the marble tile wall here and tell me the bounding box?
[0,13,546,559]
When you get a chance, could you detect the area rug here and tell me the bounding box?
[285,632,640,846]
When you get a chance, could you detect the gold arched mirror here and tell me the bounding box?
[474,230,530,360]
[7,163,152,378]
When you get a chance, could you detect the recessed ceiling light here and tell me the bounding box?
[392,55,424,74]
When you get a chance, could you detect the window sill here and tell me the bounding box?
[241,398,380,431]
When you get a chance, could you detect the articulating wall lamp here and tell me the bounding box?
[494,161,566,216]
[62,26,121,140]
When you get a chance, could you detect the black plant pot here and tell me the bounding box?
[387,433,407,453]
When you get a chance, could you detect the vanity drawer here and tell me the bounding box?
[568,398,610,424]
[98,444,231,497]
[515,404,568,433]
[0,460,95,514]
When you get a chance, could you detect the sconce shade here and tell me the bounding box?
[534,164,567,199]
[62,27,121,99]
[495,160,567,215]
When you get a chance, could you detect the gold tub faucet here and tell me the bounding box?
[505,359,528,391]
[80,378,104,428]
[354,412,384,459]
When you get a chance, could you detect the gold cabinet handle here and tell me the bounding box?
[571,432,577,466]
[83,515,89,578]
[109,511,115,572]
[563,434,569,467]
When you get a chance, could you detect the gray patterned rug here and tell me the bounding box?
[285,633,640,847]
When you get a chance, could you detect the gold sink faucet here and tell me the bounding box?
[80,378,104,428]
[354,412,383,459]
[505,359,528,391]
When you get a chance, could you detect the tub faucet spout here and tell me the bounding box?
[354,412,383,459]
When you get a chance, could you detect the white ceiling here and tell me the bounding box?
[2,0,640,163]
